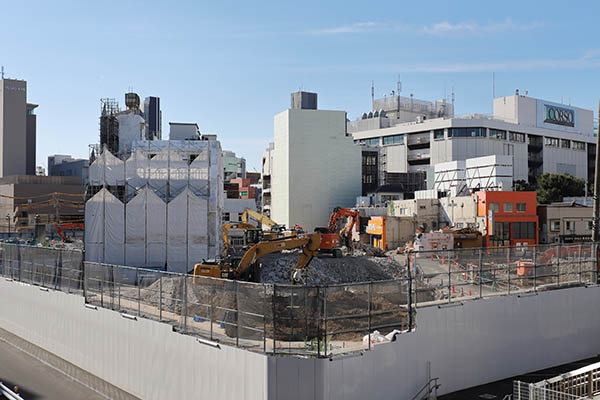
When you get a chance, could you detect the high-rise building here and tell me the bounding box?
[0,77,37,177]
[143,96,161,140]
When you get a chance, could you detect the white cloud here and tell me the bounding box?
[304,18,542,37]
[305,22,379,35]
[423,18,543,35]
[290,50,600,74]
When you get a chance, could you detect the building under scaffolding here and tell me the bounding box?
[99,98,120,155]
[85,138,224,273]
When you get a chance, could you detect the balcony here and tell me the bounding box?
[407,135,431,150]
[407,151,430,165]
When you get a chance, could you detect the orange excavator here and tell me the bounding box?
[315,207,360,258]
[55,223,84,243]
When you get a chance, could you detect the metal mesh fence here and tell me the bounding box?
[0,243,598,358]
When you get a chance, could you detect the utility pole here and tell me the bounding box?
[593,100,600,242]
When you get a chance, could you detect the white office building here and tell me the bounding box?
[270,92,361,232]
[351,92,595,188]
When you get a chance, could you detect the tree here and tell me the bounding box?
[536,173,585,204]
[514,179,535,191]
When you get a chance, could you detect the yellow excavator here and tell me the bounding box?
[222,222,262,251]
[193,233,322,282]
[240,209,299,239]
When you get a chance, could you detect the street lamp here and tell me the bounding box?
[5,214,9,239]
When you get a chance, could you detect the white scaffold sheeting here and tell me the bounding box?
[86,139,223,271]
[146,189,166,267]
[125,150,149,198]
[104,190,125,265]
[167,189,189,273]
[125,189,146,266]
[169,150,189,196]
[149,149,169,196]
[84,189,105,262]
[89,151,125,186]
[187,192,208,271]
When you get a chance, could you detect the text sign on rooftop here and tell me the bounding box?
[544,104,575,127]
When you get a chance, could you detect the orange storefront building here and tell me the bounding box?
[476,191,538,247]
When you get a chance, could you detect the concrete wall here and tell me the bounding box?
[2,274,600,399]
[269,285,600,399]
[272,109,361,232]
[0,279,268,400]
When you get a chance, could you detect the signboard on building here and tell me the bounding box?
[536,100,578,132]
[544,104,574,127]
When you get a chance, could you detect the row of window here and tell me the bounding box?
[550,220,591,232]
[362,155,377,166]
[545,137,586,151]
[490,221,536,241]
[358,129,586,149]
[489,202,527,213]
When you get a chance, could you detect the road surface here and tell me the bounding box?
[0,338,106,400]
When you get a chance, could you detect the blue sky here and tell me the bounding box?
[2,0,600,171]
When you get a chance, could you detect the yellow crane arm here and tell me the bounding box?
[234,233,321,278]
[241,209,280,229]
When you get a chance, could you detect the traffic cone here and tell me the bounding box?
[469,290,472,296]
[452,285,455,293]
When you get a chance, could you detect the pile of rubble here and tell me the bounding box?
[259,250,408,285]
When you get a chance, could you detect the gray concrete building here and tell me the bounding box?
[0,78,37,177]
[48,154,89,184]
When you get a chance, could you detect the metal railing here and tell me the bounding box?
[83,262,414,357]
[513,380,586,400]
[0,242,597,358]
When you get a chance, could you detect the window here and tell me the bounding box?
[509,132,526,143]
[561,139,571,149]
[362,155,377,166]
[419,205,427,210]
[491,221,510,244]
[565,221,575,231]
[573,141,586,151]
[516,202,526,213]
[489,129,507,140]
[398,208,409,215]
[382,134,404,145]
[222,212,230,222]
[238,213,243,221]
[434,129,444,140]
[456,222,464,229]
[588,221,594,230]
[503,203,513,213]
[448,127,486,138]
[359,138,381,146]
[544,137,559,147]
[513,222,536,239]
[489,202,500,212]
[550,220,560,232]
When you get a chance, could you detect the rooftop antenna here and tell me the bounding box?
[1,66,4,80]
[451,87,455,108]
[371,80,374,109]
[396,75,401,96]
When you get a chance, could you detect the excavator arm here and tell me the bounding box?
[241,209,283,230]
[234,233,322,278]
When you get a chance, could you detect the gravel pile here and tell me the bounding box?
[259,251,408,285]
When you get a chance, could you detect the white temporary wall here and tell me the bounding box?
[146,189,166,267]
[268,285,600,399]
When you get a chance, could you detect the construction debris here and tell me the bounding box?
[259,251,407,284]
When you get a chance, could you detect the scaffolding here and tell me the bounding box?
[100,98,120,156]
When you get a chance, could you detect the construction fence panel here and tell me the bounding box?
[272,285,323,356]
[325,283,369,354]
[449,248,481,301]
